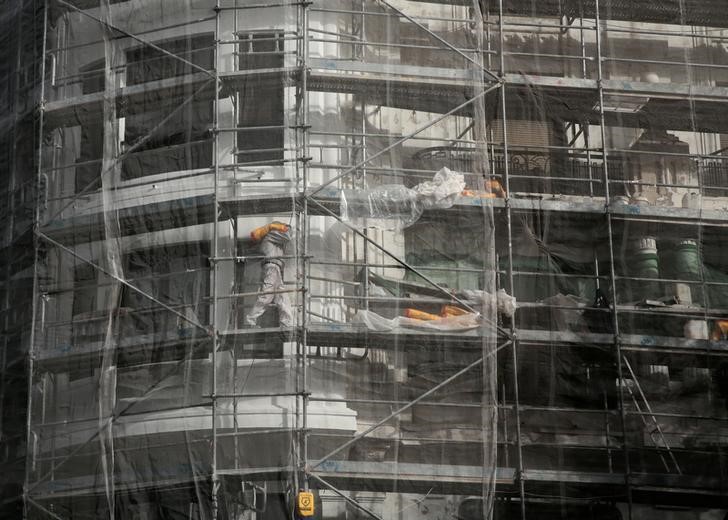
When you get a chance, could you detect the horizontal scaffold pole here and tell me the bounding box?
[307,83,501,197]
[310,340,511,470]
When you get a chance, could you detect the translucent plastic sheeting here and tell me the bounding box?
[1,0,728,519]
[3,0,500,518]
[340,167,465,230]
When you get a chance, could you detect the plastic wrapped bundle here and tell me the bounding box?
[340,184,422,230]
[352,309,481,332]
[412,167,466,209]
[340,167,465,230]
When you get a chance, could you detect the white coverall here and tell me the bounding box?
[245,228,293,327]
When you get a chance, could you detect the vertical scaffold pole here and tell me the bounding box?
[496,1,525,518]
[293,0,302,496]
[299,0,311,493]
[593,0,633,517]
[25,1,49,517]
[211,3,222,519]
[232,0,240,475]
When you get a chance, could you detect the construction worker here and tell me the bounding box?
[245,222,294,327]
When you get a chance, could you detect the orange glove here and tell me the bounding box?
[250,222,290,242]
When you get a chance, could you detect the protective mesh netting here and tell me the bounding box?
[0,0,727,519]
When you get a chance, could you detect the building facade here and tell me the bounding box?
[1,0,728,518]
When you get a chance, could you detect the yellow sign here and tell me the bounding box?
[297,491,315,517]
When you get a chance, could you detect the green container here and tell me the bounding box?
[663,239,703,305]
[628,237,659,300]
[671,240,702,280]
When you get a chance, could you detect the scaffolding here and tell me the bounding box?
[1,0,728,518]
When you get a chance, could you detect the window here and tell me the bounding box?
[125,34,214,86]
[79,58,105,95]
[121,242,210,335]
[237,32,285,164]
[0,32,13,112]
[121,99,213,180]
[71,59,105,193]
[72,264,98,317]
[238,32,285,70]
[121,34,215,179]
[75,119,103,193]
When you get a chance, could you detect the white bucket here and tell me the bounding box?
[684,319,708,339]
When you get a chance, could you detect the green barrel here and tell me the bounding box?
[628,237,660,300]
[668,239,703,305]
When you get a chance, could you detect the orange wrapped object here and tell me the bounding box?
[462,189,496,199]
[711,320,728,341]
[441,305,469,317]
[461,179,506,199]
[404,308,440,321]
[250,221,290,242]
[486,179,506,197]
